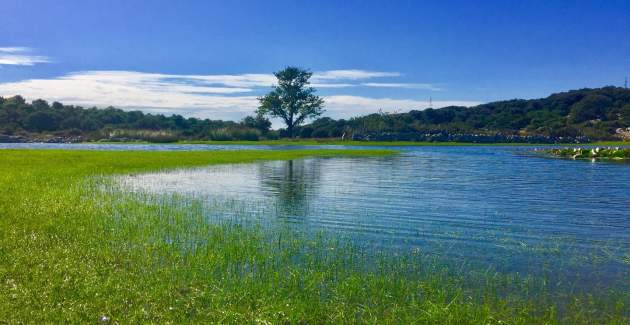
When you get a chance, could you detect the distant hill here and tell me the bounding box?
[1,86,629,143]
[299,86,630,142]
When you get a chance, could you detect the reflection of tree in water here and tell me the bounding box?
[258,159,322,217]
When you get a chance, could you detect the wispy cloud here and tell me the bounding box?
[0,47,50,66]
[0,69,475,122]
[178,73,276,88]
[310,83,356,88]
[0,71,259,116]
[325,95,480,118]
[0,47,32,53]
[312,69,401,81]
[362,83,444,91]
[311,70,442,90]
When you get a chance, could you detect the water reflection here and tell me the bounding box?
[119,159,325,220]
[258,159,322,218]
[119,147,630,287]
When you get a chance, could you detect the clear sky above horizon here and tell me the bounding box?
[1,0,629,124]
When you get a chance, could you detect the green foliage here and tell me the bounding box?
[208,127,261,141]
[0,97,273,141]
[25,111,58,132]
[257,67,325,137]
[569,94,612,123]
[297,86,630,141]
[240,115,272,132]
[620,104,630,126]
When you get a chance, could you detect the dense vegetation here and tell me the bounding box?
[1,86,630,143]
[300,87,630,142]
[1,149,627,323]
[0,95,273,142]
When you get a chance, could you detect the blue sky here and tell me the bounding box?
[1,0,629,123]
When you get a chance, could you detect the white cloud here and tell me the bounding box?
[0,47,50,66]
[181,73,276,88]
[60,71,254,94]
[323,95,480,119]
[362,82,444,91]
[0,70,477,124]
[310,70,442,90]
[312,69,401,81]
[0,71,260,119]
[0,47,31,53]
[310,83,356,88]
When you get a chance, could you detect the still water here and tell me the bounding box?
[119,146,630,284]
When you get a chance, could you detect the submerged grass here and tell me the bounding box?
[0,149,627,323]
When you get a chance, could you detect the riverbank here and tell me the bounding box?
[0,149,626,323]
[2,132,628,147]
[92,139,630,147]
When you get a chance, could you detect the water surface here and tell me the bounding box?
[119,146,630,287]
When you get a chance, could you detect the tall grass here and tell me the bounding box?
[0,149,627,323]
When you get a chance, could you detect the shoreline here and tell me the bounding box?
[3,139,628,147]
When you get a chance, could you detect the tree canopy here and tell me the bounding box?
[0,97,272,142]
[257,67,325,137]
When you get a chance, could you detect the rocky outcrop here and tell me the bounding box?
[0,134,84,143]
[0,135,27,143]
[616,127,630,141]
[351,131,590,144]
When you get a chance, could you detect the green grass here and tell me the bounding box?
[0,149,627,323]
[590,141,630,146]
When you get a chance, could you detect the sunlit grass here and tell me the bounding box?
[0,149,627,323]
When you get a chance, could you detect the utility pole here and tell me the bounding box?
[625,77,628,89]
[429,96,433,108]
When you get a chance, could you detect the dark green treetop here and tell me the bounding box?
[257,67,325,137]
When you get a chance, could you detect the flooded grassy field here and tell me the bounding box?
[1,146,628,323]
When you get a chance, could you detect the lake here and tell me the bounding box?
[113,145,630,289]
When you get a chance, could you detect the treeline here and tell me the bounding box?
[1,86,630,142]
[297,87,630,141]
[0,96,273,142]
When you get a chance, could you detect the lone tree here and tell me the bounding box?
[257,67,325,138]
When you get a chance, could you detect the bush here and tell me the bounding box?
[300,127,314,138]
[25,111,58,132]
[231,128,261,141]
[311,128,331,138]
[106,129,179,143]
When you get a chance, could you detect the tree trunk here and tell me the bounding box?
[287,123,294,138]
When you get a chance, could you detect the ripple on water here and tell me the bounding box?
[118,146,630,288]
